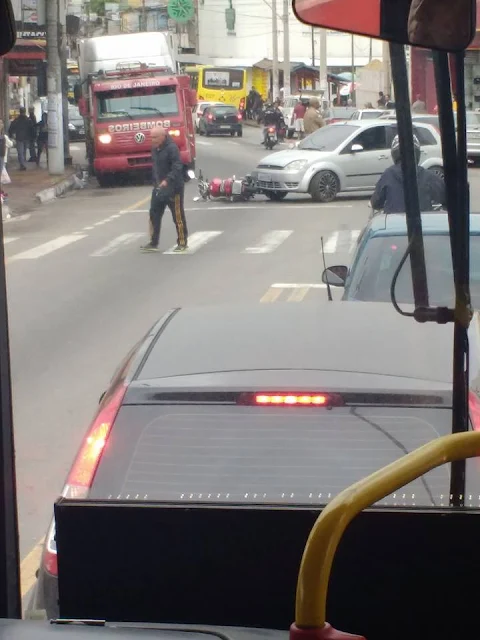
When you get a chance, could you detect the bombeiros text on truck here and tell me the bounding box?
[73,32,197,187]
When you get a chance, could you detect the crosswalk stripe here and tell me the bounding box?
[243,230,293,254]
[4,237,18,245]
[322,230,360,254]
[9,234,87,261]
[91,233,145,257]
[163,231,223,254]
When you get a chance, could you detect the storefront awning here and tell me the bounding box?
[3,39,46,62]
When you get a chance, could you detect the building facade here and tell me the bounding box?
[196,0,383,71]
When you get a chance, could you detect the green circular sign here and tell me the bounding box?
[168,0,194,22]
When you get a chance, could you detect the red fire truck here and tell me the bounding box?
[75,66,197,187]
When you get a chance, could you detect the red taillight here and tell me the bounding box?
[42,383,127,576]
[237,113,242,120]
[469,391,480,430]
[268,127,275,132]
[238,393,344,407]
[208,114,213,120]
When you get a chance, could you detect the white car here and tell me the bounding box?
[251,119,444,202]
[194,101,224,132]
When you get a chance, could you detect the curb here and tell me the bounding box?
[35,168,83,205]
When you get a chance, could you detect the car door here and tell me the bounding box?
[337,125,389,190]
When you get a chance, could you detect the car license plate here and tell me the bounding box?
[262,174,272,182]
[220,125,230,129]
[79,128,85,135]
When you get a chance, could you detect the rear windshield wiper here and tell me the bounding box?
[132,107,165,115]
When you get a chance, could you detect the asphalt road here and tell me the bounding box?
[6,124,480,603]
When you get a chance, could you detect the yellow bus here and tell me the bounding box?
[67,59,79,103]
[184,65,247,112]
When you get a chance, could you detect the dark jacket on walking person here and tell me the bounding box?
[141,126,188,253]
[8,107,33,170]
[8,108,33,142]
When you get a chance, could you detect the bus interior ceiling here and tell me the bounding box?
[55,499,480,639]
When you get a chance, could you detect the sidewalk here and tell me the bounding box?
[3,156,79,216]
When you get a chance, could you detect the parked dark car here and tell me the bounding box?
[68,104,85,141]
[198,104,243,137]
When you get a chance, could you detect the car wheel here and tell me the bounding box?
[309,170,340,203]
[206,130,211,137]
[429,165,444,180]
[287,129,294,139]
[237,129,243,137]
[230,131,235,137]
[96,173,115,188]
[266,191,287,201]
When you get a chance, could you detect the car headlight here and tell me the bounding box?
[68,122,76,131]
[286,159,308,171]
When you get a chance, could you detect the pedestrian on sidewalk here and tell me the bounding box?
[8,107,33,171]
[28,106,38,162]
[0,121,12,198]
[141,125,188,253]
[36,113,48,167]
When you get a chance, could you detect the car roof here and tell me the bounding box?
[135,302,475,386]
[369,212,480,235]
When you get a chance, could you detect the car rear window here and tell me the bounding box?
[90,404,459,508]
[213,106,237,115]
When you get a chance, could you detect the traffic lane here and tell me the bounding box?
[3,139,259,240]
[7,192,366,564]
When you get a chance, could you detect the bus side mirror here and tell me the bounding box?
[78,97,88,117]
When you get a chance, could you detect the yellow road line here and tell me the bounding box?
[287,287,310,302]
[123,194,151,212]
[260,287,284,303]
[21,537,45,598]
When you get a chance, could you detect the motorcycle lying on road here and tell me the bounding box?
[193,170,258,203]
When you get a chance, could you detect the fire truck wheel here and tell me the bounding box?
[97,173,115,188]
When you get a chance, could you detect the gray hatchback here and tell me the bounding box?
[251,120,444,203]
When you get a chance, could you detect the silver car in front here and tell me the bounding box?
[251,120,444,202]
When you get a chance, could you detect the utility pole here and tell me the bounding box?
[351,33,355,106]
[382,40,391,96]
[282,0,290,98]
[142,0,147,31]
[271,0,279,100]
[319,28,327,94]
[311,27,315,66]
[47,0,65,175]
[59,0,72,166]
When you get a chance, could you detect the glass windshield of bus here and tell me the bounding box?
[204,68,244,90]
[96,85,179,120]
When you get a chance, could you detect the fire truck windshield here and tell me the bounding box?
[97,85,179,121]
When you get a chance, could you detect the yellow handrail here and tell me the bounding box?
[295,431,480,629]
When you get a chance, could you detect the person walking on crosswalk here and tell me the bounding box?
[141,125,188,253]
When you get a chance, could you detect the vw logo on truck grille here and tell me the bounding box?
[134,132,145,143]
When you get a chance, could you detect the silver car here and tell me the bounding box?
[252,120,444,202]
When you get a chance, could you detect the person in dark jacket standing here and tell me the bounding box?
[27,106,37,162]
[370,134,446,214]
[141,125,188,253]
[8,107,33,170]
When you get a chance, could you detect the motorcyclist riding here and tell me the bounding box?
[262,102,283,145]
[370,133,446,213]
